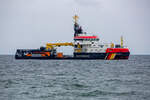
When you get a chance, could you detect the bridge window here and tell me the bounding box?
[99,45,104,48]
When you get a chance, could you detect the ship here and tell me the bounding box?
[15,15,130,60]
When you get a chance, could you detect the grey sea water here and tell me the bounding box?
[0,55,150,100]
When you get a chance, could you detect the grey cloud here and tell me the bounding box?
[0,0,150,55]
[74,0,100,6]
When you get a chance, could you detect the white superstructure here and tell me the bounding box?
[74,33,112,53]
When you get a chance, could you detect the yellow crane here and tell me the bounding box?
[46,42,74,50]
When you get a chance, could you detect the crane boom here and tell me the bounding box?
[46,42,74,49]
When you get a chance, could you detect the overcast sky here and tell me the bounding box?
[0,0,150,55]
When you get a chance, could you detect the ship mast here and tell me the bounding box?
[73,15,83,36]
[73,15,79,23]
[121,36,123,48]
